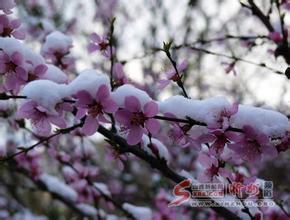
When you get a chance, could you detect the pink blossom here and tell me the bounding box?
[228,125,277,162]
[0,0,15,14]
[15,149,42,179]
[74,84,118,136]
[268,32,283,43]
[17,100,66,136]
[0,14,25,39]
[158,59,188,89]
[42,31,75,70]
[197,152,230,182]
[229,172,256,186]
[27,64,48,81]
[153,189,178,220]
[87,33,113,58]
[105,147,127,170]
[208,129,241,156]
[275,133,290,152]
[115,96,160,145]
[284,2,290,10]
[0,51,27,93]
[169,122,204,150]
[211,102,238,130]
[221,61,237,76]
[112,62,129,86]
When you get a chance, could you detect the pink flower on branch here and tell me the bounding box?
[0,14,25,39]
[88,33,114,58]
[17,100,66,136]
[0,51,27,93]
[158,59,188,89]
[74,84,118,136]
[0,0,15,14]
[197,152,230,183]
[115,96,160,145]
[228,125,277,162]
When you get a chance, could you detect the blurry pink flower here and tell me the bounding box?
[284,2,290,10]
[17,100,66,136]
[74,84,118,136]
[229,172,256,186]
[112,62,128,86]
[209,102,238,130]
[0,14,25,39]
[15,149,42,179]
[275,133,290,152]
[221,61,237,76]
[228,125,277,162]
[27,64,48,81]
[208,130,241,156]
[105,147,127,170]
[88,33,114,57]
[268,31,283,43]
[115,96,160,145]
[0,51,27,93]
[0,0,15,14]
[197,152,230,182]
[158,59,188,89]
[169,123,203,150]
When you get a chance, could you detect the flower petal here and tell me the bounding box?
[144,101,158,117]
[145,118,160,135]
[127,126,143,145]
[96,84,110,102]
[124,96,141,112]
[82,116,99,136]
[75,90,93,107]
[115,109,131,126]
[102,98,118,113]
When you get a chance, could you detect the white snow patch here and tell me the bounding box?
[23,80,68,113]
[230,105,290,137]
[40,174,77,202]
[41,64,68,84]
[122,203,152,220]
[141,135,170,163]
[112,84,152,108]
[94,182,111,196]
[42,31,72,54]
[68,70,110,96]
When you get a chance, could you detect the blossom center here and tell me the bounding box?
[170,74,180,82]
[2,27,13,37]
[88,102,103,117]
[99,41,109,51]
[5,61,17,72]
[130,112,146,126]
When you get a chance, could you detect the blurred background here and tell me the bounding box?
[1,0,290,219]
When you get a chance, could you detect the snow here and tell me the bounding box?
[68,70,110,96]
[42,31,72,54]
[111,84,152,108]
[141,135,170,163]
[230,105,290,137]
[94,182,111,196]
[40,174,78,202]
[159,95,231,127]
[23,80,68,113]
[76,203,98,216]
[12,211,47,220]
[0,38,45,69]
[41,64,68,84]
[122,203,152,220]
[159,95,290,137]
